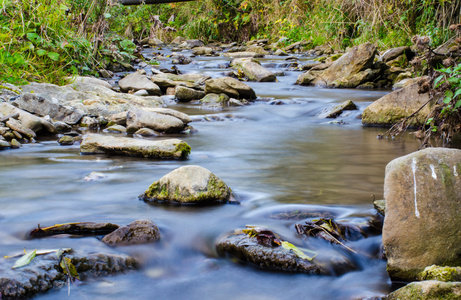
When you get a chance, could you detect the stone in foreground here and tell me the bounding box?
[385,280,461,300]
[0,250,137,299]
[217,232,355,275]
[80,134,191,159]
[102,219,160,246]
[140,165,231,204]
[383,148,461,281]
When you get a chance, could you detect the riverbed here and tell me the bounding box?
[0,48,422,299]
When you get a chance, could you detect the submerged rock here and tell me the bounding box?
[80,134,191,159]
[217,231,355,275]
[383,148,461,281]
[0,250,137,299]
[102,219,160,246]
[319,100,358,118]
[385,280,461,300]
[205,77,256,100]
[140,165,231,205]
[362,81,435,127]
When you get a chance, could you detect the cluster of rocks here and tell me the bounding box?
[0,219,159,299]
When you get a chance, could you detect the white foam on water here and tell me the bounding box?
[454,166,459,176]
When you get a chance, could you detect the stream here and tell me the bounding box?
[0,48,423,299]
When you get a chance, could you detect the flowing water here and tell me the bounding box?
[0,49,424,299]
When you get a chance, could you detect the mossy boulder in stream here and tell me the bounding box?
[362,80,435,127]
[383,148,461,281]
[80,134,191,159]
[385,280,461,300]
[140,165,232,205]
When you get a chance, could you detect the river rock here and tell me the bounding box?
[0,140,11,149]
[105,124,126,133]
[151,73,210,89]
[80,134,191,159]
[230,58,276,82]
[296,42,377,88]
[217,231,355,275]
[0,83,20,102]
[362,81,434,127]
[0,103,56,135]
[126,109,187,133]
[6,118,36,139]
[102,219,160,246]
[223,52,264,58]
[71,76,113,89]
[175,86,205,102]
[0,250,137,299]
[134,128,158,136]
[201,93,230,110]
[385,280,461,300]
[383,148,461,281]
[205,77,256,100]
[320,100,358,118]
[118,72,161,95]
[9,94,68,124]
[143,107,192,124]
[419,265,461,282]
[58,135,74,145]
[192,47,215,56]
[247,45,269,55]
[379,46,414,63]
[140,165,231,204]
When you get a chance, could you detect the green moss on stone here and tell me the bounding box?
[419,265,461,282]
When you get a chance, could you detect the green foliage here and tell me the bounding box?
[434,64,461,116]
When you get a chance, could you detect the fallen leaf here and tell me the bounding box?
[281,241,317,261]
[60,256,80,280]
[12,249,37,269]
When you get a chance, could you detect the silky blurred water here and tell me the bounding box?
[0,49,424,299]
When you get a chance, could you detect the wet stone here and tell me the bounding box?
[0,250,137,299]
[102,219,161,246]
[58,135,74,145]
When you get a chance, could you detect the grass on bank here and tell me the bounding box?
[1,0,460,85]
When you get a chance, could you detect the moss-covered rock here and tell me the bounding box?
[419,265,461,282]
[80,134,191,159]
[362,81,436,127]
[386,280,461,300]
[140,165,231,205]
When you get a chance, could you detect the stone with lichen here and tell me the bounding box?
[140,165,231,204]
